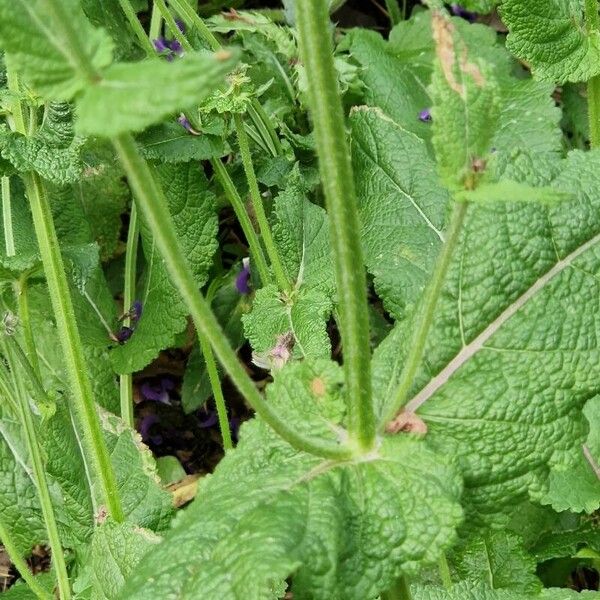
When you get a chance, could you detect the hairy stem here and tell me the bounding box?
[211,158,272,287]
[113,133,352,460]
[2,339,71,600]
[23,172,124,521]
[119,204,139,428]
[381,577,412,600]
[149,1,163,39]
[296,0,375,450]
[117,0,156,54]
[585,0,600,147]
[2,176,15,257]
[381,202,467,428]
[16,277,41,378]
[167,0,222,51]
[233,113,290,292]
[0,518,53,600]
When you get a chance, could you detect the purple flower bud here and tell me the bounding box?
[115,326,134,344]
[235,258,251,295]
[175,18,186,34]
[177,113,200,135]
[418,108,432,123]
[197,409,218,428]
[450,4,477,22]
[131,300,143,322]
[140,378,174,405]
[169,39,183,55]
[153,38,169,53]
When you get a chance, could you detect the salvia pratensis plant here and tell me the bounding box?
[0,0,599,599]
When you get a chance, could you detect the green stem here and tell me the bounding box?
[438,553,453,590]
[384,0,403,24]
[2,176,15,257]
[296,0,375,450]
[585,0,600,147]
[0,518,53,600]
[233,113,290,293]
[167,0,222,51]
[117,0,156,55]
[119,204,139,428]
[149,1,164,39]
[113,133,351,460]
[22,172,124,521]
[2,338,71,600]
[211,158,271,287]
[381,202,467,429]
[199,334,233,450]
[5,58,27,134]
[16,277,41,378]
[381,576,412,600]
[248,100,283,157]
[155,0,194,53]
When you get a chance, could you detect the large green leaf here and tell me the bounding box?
[110,163,218,373]
[118,365,463,600]
[0,0,113,99]
[77,52,237,137]
[373,149,600,524]
[501,0,600,83]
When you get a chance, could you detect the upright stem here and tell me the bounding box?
[211,158,271,287]
[167,0,222,51]
[233,113,290,292]
[2,176,15,257]
[381,202,467,428]
[296,0,375,450]
[381,577,412,600]
[155,0,194,52]
[3,338,71,600]
[113,133,352,460]
[149,1,163,39]
[117,0,156,55]
[22,172,124,521]
[0,518,53,600]
[16,277,41,378]
[384,0,403,24]
[119,204,139,428]
[585,0,600,147]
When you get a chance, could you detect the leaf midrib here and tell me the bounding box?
[406,229,600,413]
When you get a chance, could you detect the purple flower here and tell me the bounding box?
[418,108,432,123]
[120,300,142,324]
[175,18,186,34]
[153,36,184,61]
[450,4,477,22]
[114,326,134,344]
[139,414,162,445]
[153,37,169,53]
[197,408,218,428]
[140,378,175,405]
[235,258,251,295]
[177,113,200,135]
[169,39,183,54]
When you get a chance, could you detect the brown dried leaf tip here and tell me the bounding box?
[310,377,326,397]
[431,11,485,98]
[385,410,428,436]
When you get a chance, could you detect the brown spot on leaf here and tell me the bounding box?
[310,377,326,397]
[95,506,108,525]
[385,411,428,435]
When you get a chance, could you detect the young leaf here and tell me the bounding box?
[373,149,600,524]
[532,523,600,563]
[111,163,218,373]
[501,0,600,83]
[350,107,449,320]
[76,52,237,137]
[0,0,114,99]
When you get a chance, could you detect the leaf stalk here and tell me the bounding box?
[585,0,600,147]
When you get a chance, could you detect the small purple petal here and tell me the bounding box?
[418,108,432,123]
[139,414,162,444]
[175,18,186,34]
[131,300,143,322]
[450,4,477,22]
[169,39,183,54]
[153,38,169,53]
[235,258,251,294]
[141,382,171,405]
[197,409,218,428]
[177,113,200,135]
[115,326,134,344]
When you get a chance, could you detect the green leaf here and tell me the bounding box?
[430,12,499,189]
[501,0,600,84]
[137,122,229,164]
[76,52,237,137]
[111,163,218,373]
[0,103,84,185]
[532,523,600,562]
[0,0,114,99]
[0,573,55,600]
[118,417,462,599]
[350,107,449,320]
[155,456,186,486]
[90,520,161,600]
[373,149,600,524]
[453,531,542,593]
[456,180,571,205]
